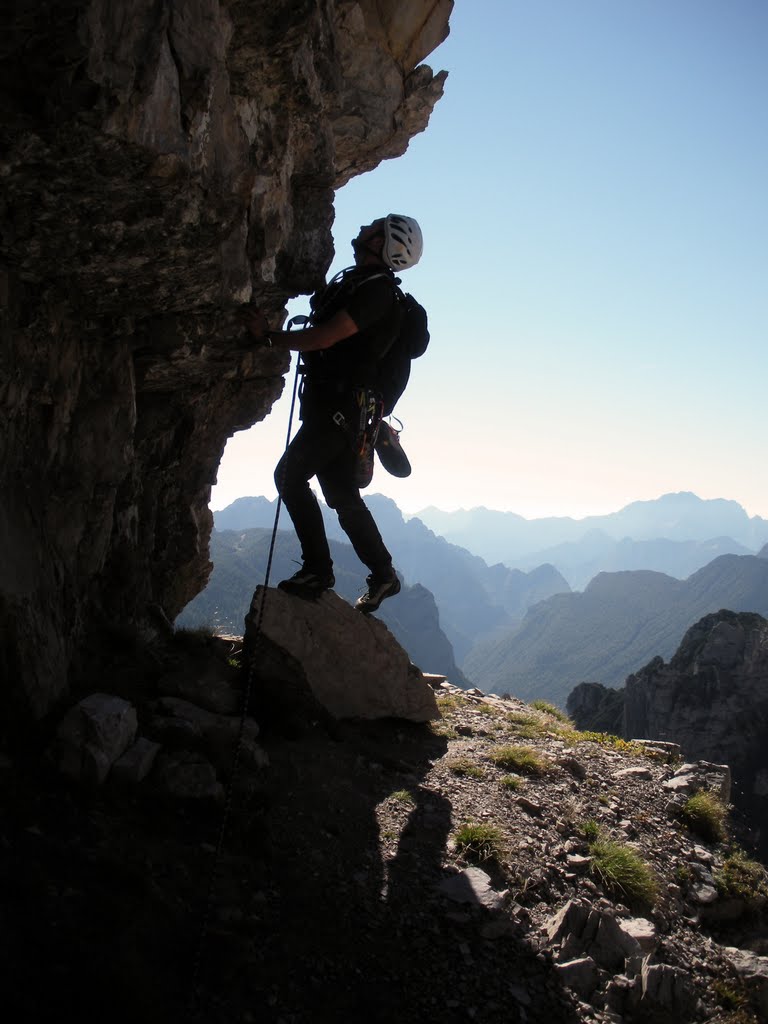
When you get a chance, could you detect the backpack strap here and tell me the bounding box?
[310,266,401,323]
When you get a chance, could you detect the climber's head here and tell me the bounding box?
[352,215,423,270]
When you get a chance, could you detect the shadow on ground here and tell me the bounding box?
[192,715,580,1024]
[2,711,580,1023]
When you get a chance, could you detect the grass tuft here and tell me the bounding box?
[712,977,760,1024]
[174,624,215,643]
[454,822,505,863]
[713,979,749,1013]
[716,848,768,908]
[588,837,658,906]
[530,699,572,725]
[446,757,484,779]
[500,774,524,791]
[389,789,415,806]
[429,721,458,739]
[581,819,600,841]
[674,863,693,886]
[559,729,646,754]
[505,712,549,738]
[489,744,551,775]
[680,790,728,844]
[436,694,470,712]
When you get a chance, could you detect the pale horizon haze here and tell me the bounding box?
[212,0,768,523]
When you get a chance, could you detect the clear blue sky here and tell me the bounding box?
[213,0,768,520]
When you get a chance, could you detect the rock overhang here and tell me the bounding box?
[0,0,453,718]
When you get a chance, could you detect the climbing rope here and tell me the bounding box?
[188,330,303,1017]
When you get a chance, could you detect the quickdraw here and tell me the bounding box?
[352,386,383,488]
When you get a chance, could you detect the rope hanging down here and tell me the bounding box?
[188,326,303,1016]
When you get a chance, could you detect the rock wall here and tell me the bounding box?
[566,681,624,735]
[0,0,451,721]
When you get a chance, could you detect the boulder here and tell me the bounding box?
[613,766,653,781]
[111,737,162,784]
[244,586,439,723]
[52,693,138,783]
[555,957,599,999]
[722,947,768,1018]
[635,960,695,1019]
[544,899,653,972]
[148,696,267,773]
[152,751,225,802]
[438,867,505,911]
[662,760,731,803]
[157,662,243,715]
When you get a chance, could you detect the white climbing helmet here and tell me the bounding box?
[383,214,423,270]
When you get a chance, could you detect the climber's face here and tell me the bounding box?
[352,219,385,264]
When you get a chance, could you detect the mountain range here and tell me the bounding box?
[416,492,768,587]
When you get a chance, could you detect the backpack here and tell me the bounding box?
[376,289,430,415]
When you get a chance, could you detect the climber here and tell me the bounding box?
[242,213,423,613]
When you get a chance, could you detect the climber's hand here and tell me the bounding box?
[240,306,269,341]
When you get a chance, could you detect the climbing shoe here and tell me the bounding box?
[354,572,401,613]
[278,568,335,599]
[375,421,411,478]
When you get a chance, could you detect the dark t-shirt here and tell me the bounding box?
[301,268,403,421]
[346,274,399,331]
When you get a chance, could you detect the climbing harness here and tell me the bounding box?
[352,387,384,489]
[331,386,383,489]
[188,317,305,1017]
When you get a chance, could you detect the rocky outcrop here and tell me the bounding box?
[45,632,267,797]
[566,681,624,735]
[625,610,768,850]
[244,586,439,723]
[45,581,441,800]
[0,1,451,721]
[380,581,469,687]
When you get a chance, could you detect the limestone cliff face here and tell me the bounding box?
[624,610,768,848]
[565,681,624,735]
[0,0,451,720]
